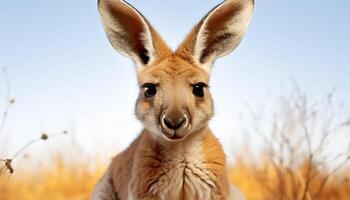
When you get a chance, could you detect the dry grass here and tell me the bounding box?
[228,86,350,200]
[0,155,349,200]
[229,159,350,200]
[0,155,104,200]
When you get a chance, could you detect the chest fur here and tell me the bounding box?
[128,139,227,200]
[146,153,214,199]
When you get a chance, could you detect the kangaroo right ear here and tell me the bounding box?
[98,0,171,71]
[176,0,254,73]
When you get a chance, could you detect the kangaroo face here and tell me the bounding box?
[98,0,254,142]
[136,56,213,141]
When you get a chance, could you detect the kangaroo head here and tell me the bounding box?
[98,0,254,142]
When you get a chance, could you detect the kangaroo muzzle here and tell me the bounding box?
[160,109,190,141]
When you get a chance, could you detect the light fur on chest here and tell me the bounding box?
[126,132,229,200]
[91,132,243,200]
[130,140,214,200]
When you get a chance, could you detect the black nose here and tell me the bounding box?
[163,116,186,130]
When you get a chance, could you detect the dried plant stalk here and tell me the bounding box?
[241,86,350,200]
[0,68,68,175]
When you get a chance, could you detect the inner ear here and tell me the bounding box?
[104,1,151,64]
[175,0,254,72]
[98,0,172,69]
[199,2,244,64]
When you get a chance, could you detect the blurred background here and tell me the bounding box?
[0,0,350,199]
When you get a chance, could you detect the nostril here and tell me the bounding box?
[164,117,176,130]
[164,116,186,130]
[175,117,186,129]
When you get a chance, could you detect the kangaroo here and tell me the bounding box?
[92,0,254,199]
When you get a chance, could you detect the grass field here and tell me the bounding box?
[0,154,349,200]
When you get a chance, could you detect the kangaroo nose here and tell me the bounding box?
[163,116,186,130]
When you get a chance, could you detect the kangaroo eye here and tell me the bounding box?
[192,82,207,97]
[143,83,157,98]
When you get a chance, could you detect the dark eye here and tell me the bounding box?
[192,82,207,97]
[143,83,157,98]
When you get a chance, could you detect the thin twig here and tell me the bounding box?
[0,68,13,137]
[0,131,68,174]
[11,131,67,160]
[246,85,350,199]
[314,155,350,199]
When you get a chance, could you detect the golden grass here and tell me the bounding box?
[0,154,349,200]
[229,160,350,200]
[0,155,104,200]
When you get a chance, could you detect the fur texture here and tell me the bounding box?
[93,0,254,199]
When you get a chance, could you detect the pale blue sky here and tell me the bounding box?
[0,0,350,161]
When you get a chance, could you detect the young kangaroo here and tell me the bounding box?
[93,0,254,199]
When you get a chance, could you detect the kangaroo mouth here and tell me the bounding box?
[162,132,187,142]
[166,132,185,140]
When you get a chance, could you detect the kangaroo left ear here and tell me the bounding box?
[176,0,254,73]
[98,0,172,72]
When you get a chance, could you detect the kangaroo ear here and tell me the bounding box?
[176,0,254,73]
[98,0,171,71]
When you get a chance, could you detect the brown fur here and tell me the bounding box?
[95,0,254,199]
[110,129,229,200]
